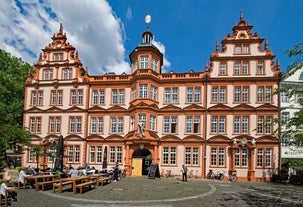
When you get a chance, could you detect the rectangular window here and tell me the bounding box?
[242,61,249,74]
[186,116,200,134]
[63,68,73,79]
[109,146,123,164]
[281,112,290,125]
[67,145,80,163]
[257,86,264,102]
[111,89,125,104]
[49,116,61,133]
[211,86,226,103]
[235,62,241,74]
[185,147,199,166]
[90,146,95,163]
[219,87,226,102]
[140,56,148,69]
[265,86,272,102]
[257,148,263,167]
[219,62,226,75]
[257,148,272,167]
[165,88,171,103]
[151,58,158,71]
[43,69,53,80]
[187,87,193,103]
[257,61,264,74]
[150,86,157,101]
[234,86,249,103]
[51,90,63,105]
[281,91,289,103]
[211,147,225,166]
[71,89,83,105]
[163,116,177,134]
[150,115,156,131]
[162,147,176,165]
[31,90,43,106]
[29,117,41,133]
[211,116,225,134]
[172,88,178,103]
[139,84,148,98]
[91,117,103,133]
[234,115,249,134]
[257,115,273,134]
[69,116,82,133]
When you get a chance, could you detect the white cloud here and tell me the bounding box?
[0,0,172,75]
[126,7,133,20]
[0,0,131,75]
[152,40,171,72]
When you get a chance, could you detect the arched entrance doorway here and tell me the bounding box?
[132,148,152,176]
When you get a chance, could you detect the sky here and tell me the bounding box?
[0,0,302,75]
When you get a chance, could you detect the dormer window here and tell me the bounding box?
[54,53,63,61]
[234,44,249,54]
[299,71,303,80]
[257,61,264,74]
[219,62,227,75]
[152,58,158,71]
[140,56,148,69]
[63,68,73,80]
[43,69,53,80]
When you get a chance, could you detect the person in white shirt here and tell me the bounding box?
[0,179,17,201]
[18,167,27,185]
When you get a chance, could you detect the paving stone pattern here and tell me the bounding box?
[7,177,303,207]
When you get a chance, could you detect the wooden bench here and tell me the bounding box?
[53,179,73,193]
[97,177,112,186]
[75,180,96,194]
[36,180,59,191]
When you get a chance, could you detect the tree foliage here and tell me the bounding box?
[0,49,33,154]
[280,43,303,147]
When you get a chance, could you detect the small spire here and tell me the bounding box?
[75,50,78,58]
[265,39,269,50]
[205,61,209,71]
[59,23,63,34]
[276,59,280,70]
[215,40,219,52]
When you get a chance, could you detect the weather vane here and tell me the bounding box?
[145,14,151,30]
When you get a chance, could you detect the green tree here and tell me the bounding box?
[281,43,303,147]
[0,49,33,168]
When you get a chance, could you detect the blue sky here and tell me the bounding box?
[0,0,302,75]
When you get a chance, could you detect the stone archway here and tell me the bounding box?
[132,148,152,176]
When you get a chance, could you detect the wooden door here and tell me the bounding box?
[132,158,142,176]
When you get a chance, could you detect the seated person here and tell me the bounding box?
[0,179,17,201]
[27,166,37,175]
[68,166,78,178]
[3,166,19,187]
[18,167,35,188]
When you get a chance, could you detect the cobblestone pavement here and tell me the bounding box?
[7,177,303,207]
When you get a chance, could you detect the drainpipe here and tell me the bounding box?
[204,73,208,178]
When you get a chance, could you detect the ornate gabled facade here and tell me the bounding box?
[22,13,281,181]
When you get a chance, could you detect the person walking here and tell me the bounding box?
[181,164,188,182]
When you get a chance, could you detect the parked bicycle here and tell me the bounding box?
[207,169,224,181]
[228,171,238,182]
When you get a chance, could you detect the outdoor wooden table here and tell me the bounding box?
[64,176,92,194]
[24,174,57,190]
[89,173,108,186]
